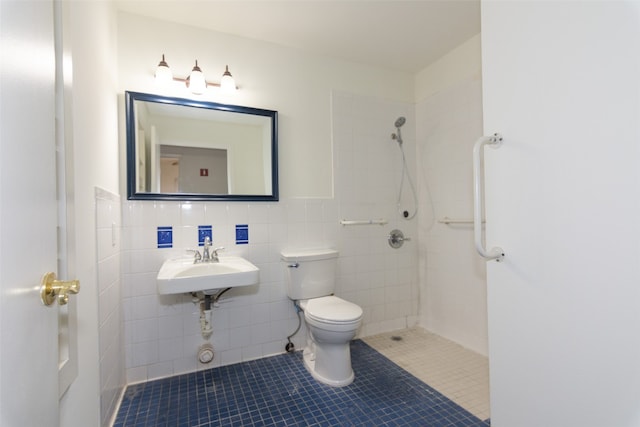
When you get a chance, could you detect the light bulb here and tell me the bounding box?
[154,54,173,86]
[187,60,206,94]
[220,65,236,93]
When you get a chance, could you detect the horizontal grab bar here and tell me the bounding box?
[438,217,485,225]
[340,219,388,226]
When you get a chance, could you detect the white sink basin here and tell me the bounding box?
[157,256,259,295]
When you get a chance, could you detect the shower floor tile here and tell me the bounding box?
[114,339,490,426]
[363,328,491,421]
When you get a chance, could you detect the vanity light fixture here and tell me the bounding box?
[154,55,237,95]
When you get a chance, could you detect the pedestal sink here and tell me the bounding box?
[157,256,259,295]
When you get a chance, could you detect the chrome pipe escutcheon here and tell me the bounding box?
[388,229,410,249]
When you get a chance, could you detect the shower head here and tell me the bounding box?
[391,117,406,145]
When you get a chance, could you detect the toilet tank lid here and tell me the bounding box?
[280,248,339,262]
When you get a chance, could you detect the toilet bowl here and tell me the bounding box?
[281,249,363,387]
[300,296,363,387]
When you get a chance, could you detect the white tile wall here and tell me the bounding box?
[121,92,419,384]
[416,76,489,356]
[96,188,124,426]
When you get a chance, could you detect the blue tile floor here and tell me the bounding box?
[114,340,491,426]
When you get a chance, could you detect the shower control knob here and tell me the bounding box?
[388,229,410,249]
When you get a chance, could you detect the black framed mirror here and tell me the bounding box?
[125,91,278,201]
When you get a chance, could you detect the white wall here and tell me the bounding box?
[118,13,419,384]
[482,2,640,426]
[415,34,482,102]
[95,188,123,427]
[332,91,419,336]
[415,34,488,355]
[59,2,122,427]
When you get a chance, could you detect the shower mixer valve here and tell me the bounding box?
[388,229,410,249]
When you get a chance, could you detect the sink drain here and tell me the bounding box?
[390,336,403,341]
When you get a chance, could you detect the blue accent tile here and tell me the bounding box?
[235,224,249,245]
[157,226,172,248]
[198,225,213,246]
[115,340,490,427]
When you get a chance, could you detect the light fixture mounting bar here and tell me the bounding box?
[171,77,222,88]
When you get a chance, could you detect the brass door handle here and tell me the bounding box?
[40,272,80,306]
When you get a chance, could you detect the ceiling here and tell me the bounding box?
[115,0,481,73]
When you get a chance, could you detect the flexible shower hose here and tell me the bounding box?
[397,143,418,220]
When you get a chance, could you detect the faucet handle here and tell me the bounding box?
[187,249,202,262]
[212,246,225,257]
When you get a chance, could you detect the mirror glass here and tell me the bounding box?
[126,91,278,201]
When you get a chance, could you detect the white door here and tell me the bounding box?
[482,2,640,426]
[1,1,65,425]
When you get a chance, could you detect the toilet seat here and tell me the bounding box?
[303,296,363,325]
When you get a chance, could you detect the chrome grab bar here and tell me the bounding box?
[340,219,388,226]
[473,133,505,262]
[438,217,484,225]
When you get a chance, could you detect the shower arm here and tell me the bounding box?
[473,133,505,262]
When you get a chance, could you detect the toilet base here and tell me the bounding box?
[302,345,354,387]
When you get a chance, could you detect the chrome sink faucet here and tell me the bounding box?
[202,236,212,262]
[201,236,224,262]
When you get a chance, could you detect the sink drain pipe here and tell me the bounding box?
[200,294,213,339]
[285,301,303,353]
[196,288,233,339]
[194,288,233,363]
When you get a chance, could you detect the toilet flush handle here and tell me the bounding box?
[287,263,299,268]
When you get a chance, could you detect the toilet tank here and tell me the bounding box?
[281,249,338,300]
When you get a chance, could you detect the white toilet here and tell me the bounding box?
[281,249,363,387]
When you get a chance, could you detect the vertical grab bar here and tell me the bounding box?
[473,133,505,262]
